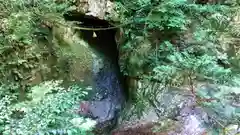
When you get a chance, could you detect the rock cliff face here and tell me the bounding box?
[51,24,95,84]
[113,83,240,135]
[71,0,114,19]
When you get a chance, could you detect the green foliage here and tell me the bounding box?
[0,95,17,133]
[113,0,240,129]
[1,0,71,43]
[0,0,239,133]
[114,0,240,85]
[153,49,234,85]
[0,0,81,100]
[0,81,95,135]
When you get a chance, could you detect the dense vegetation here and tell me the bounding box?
[112,0,240,133]
[111,0,240,133]
[0,0,97,134]
[0,0,240,134]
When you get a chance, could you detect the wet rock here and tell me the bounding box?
[114,83,240,135]
[114,86,208,135]
[78,56,125,134]
[154,87,196,118]
[112,121,169,135]
[115,108,207,135]
[171,106,208,135]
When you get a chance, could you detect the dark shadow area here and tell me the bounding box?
[63,11,128,97]
[63,11,128,134]
[63,12,118,62]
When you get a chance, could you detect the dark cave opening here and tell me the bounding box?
[63,11,128,98]
[63,12,128,133]
[63,12,117,59]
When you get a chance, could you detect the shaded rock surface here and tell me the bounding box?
[114,83,240,135]
[71,0,114,19]
[79,56,125,133]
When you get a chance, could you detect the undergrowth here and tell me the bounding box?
[0,0,77,100]
[0,81,95,135]
[113,0,238,85]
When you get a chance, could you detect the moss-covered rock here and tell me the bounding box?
[51,24,97,84]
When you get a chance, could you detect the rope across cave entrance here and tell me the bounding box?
[63,11,121,62]
[61,11,128,31]
[63,12,127,134]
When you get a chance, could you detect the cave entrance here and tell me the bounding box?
[63,12,119,63]
[63,11,130,99]
[63,12,128,133]
[63,11,128,93]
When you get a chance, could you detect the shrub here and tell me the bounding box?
[0,81,96,135]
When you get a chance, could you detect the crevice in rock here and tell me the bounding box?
[63,12,128,134]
